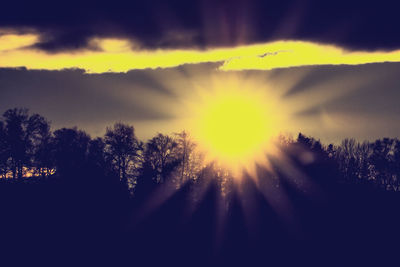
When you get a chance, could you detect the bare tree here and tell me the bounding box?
[2,108,49,178]
[105,123,141,187]
[174,131,202,186]
[143,133,179,183]
[0,121,8,178]
[32,118,53,177]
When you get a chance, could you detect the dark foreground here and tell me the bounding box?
[2,108,400,266]
[1,169,400,267]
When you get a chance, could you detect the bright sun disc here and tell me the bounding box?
[191,83,281,170]
[201,95,269,155]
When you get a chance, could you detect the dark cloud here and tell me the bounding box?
[32,29,97,52]
[1,0,400,52]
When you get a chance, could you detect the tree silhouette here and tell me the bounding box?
[105,123,142,188]
[0,121,8,178]
[143,133,179,183]
[2,108,49,178]
[53,127,90,176]
[394,140,400,189]
[336,138,358,181]
[32,117,53,177]
[370,138,398,190]
[87,137,108,173]
[174,131,200,185]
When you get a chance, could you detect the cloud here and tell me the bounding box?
[1,0,400,52]
[2,33,400,73]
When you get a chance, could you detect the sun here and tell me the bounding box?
[200,94,270,157]
[187,76,284,171]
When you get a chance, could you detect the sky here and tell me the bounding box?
[1,0,400,143]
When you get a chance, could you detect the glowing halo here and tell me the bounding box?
[183,74,288,175]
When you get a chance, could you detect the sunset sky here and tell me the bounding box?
[1,0,400,143]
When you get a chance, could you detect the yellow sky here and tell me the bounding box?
[1,32,400,73]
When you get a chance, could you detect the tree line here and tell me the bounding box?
[1,108,400,193]
[0,108,202,193]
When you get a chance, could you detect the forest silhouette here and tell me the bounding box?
[1,107,400,266]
